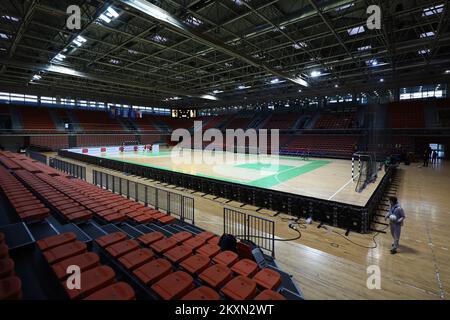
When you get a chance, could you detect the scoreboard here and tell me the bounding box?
[171,109,197,118]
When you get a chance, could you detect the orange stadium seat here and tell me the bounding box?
[179,254,211,275]
[254,290,286,300]
[170,231,193,244]
[95,232,127,248]
[253,268,282,290]
[42,241,87,264]
[183,236,207,250]
[137,232,165,246]
[213,251,239,267]
[151,271,195,300]
[118,248,154,270]
[133,258,172,285]
[36,232,77,251]
[150,238,177,254]
[64,265,116,299]
[52,253,100,280]
[221,276,257,300]
[199,264,232,288]
[105,240,140,258]
[163,245,193,264]
[84,282,135,300]
[181,286,221,300]
[196,243,221,258]
[231,259,258,277]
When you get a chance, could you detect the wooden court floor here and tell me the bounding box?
[53,152,450,300]
[99,149,385,206]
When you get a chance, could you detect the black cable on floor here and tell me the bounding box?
[320,224,389,249]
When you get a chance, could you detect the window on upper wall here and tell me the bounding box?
[399,84,447,100]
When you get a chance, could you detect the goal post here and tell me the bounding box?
[352,152,378,193]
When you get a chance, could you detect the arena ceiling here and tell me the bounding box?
[0,0,449,108]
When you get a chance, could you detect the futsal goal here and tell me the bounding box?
[352,152,378,193]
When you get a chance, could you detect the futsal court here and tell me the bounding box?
[85,147,385,207]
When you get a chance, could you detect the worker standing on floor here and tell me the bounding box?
[385,196,406,254]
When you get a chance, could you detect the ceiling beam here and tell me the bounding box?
[119,0,309,87]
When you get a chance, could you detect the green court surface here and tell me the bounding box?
[103,150,331,190]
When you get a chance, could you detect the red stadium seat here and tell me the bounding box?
[105,240,140,258]
[253,268,282,290]
[196,243,221,258]
[170,231,193,244]
[52,253,100,280]
[183,236,206,250]
[196,231,215,241]
[150,238,177,254]
[158,215,177,225]
[133,258,172,285]
[151,271,195,300]
[42,241,87,264]
[64,265,116,299]
[118,248,154,270]
[0,258,15,279]
[84,282,135,300]
[199,264,232,288]
[254,290,286,300]
[66,210,93,222]
[221,276,257,300]
[231,259,258,277]
[163,245,192,264]
[36,232,77,251]
[17,208,50,221]
[207,236,220,245]
[181,286,220,300]
[103,213,127,223]
[132,214,154,223]
[137,232,164,246]
[179,254,211,275]
[0,276,22,300]
[95,232,127,248]
[213,251,239,267]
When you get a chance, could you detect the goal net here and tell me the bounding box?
[353,152,378,193]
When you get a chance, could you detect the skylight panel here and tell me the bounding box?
[357,45,372,51]
[422,4,444,16]
[185,16,202,27]
[335,2,355,12]
[72,35,87,47]
[152,35,167,43]
[1,15,20,22]
[347,26,365,36]
[420,31,435,38]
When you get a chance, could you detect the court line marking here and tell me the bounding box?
[327,174,359,201]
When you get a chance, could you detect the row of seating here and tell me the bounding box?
[282,135,359,157]
[29,136,70,150]
[0,150,178,224]
[0,151,62,175]
[36,232,135,300]
[0,232,23,300]
[0,165,50,221]
[17,106,56,133]
[95,230,285,300]
[314,112,357,129]
[263,113,299,130]
[66,177,176,225]
[390,101,425,128]
[13,170,93,223]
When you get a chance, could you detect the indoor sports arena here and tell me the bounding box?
[0,0,449,307]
